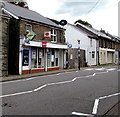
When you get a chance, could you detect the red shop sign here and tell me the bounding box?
[42,41,47,47]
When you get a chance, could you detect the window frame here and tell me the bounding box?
[51,29,57,42]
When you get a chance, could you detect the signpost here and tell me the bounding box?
[77,40,80,70]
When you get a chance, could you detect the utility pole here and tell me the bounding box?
[77,40,80,70]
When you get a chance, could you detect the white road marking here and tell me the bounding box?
[92,99,99,114]
[92,92,120,115]
[99,92,120,100]
[95,68,104,71]
[0,72,96,98]
[106,68,116,71]
[72,112,94,116]
[0,90,33,98]
[73,92,120,116]
[0,70,116,99]
[34,84,47,92]
[85,68,94,71]
[93,73,96,76]
[72,77,77,82]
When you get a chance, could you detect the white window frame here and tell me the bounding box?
[51,29,57,42]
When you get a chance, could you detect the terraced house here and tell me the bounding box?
[76,23,120,65]
[0,1,67,77]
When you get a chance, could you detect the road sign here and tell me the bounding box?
[26,30,36,40]
[68,44,72,48]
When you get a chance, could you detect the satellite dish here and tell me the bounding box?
[59,20,67,26]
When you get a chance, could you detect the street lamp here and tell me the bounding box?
[77,39,80,70]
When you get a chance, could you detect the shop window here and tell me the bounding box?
[38,49,44,68]
[31,49,37,68]
[51,29,57,42]
[22,49,29,66]
[31,48,44,69]
[47,49,59,67]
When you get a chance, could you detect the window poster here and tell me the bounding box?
[39,51,42,58]
[32,50,36,59]
[23,50,29,66]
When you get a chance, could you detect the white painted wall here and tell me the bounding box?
[64,23,97,66]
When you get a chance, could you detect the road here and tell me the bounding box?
[1,66,120,116]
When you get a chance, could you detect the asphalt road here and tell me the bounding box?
[1,66,120,116]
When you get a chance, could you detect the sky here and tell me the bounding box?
[26,0,119,36]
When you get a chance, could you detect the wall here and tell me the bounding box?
[0,14,10,77]
[19,20,65,43]
[65,23,97,66]
[68,48,86,68]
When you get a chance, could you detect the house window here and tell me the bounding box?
[92,51,95,58]
[90,39,92,47]
[51,29,57,42]
[26,24,32,32]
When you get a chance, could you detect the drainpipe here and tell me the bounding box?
[44,48,48,72]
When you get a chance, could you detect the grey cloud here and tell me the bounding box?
[55,1,109,17]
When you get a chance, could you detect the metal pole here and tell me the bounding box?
[77,40,80,70]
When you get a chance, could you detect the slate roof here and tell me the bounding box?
[75,22,111,40]
[0,1,62,29]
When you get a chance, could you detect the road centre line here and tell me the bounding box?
[0,70,110,98]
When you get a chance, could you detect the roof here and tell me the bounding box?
[0,1,63,29]
[75,22,111,40]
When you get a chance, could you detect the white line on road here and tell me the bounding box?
[72,112,94,117]
[0,72,96,98]
[0,70,115,98]
[92,99,99,114]
[99,92,120,100]
[34,84,47,92]
[0,90,34,98]
[73,92,120,116]
[92,92,120,115]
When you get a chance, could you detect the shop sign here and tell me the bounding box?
[68,44,72,48]
[44,31,51,38]
[42,41,47,47]
[26,30,36,41]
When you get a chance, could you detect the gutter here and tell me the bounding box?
[2,8,19,19]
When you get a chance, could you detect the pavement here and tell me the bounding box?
[0,64,120,116]
[0,68,78,82]
[0,64,117,82]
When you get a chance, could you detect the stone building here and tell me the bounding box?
[0,2,67,76]
[0,12,10,77]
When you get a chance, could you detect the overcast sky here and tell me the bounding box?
[27,0,119,36]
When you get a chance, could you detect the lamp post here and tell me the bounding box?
[77,39,80,70]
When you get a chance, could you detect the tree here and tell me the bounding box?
[74,19,92,28]
[2,0,29,9]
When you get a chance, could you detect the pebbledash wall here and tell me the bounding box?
[0,14,10,77]
[19,20,67,75]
